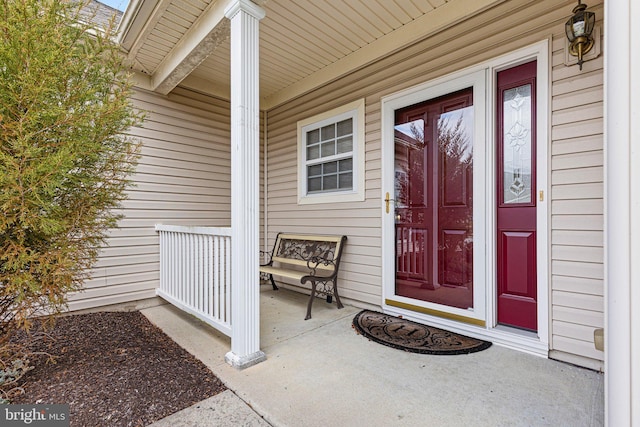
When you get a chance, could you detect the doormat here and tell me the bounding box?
[352,310,492,355]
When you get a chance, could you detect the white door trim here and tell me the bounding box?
[380,40,550,356]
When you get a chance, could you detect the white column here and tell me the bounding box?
[224,0,266,370]
[604,0,639,423]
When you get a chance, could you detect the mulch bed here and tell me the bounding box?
[10,311,227,426]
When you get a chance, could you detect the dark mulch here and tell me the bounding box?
[11,311,227,427]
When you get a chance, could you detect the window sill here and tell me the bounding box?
[298,190,364,205]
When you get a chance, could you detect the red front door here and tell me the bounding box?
[394,88,474,310]
[496,61,538,331]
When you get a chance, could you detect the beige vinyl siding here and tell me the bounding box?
[549,4,604,369]
[265,0,604,368]
[69,87,232,311]
[265,97,384,306]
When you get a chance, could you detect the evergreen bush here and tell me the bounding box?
[0,0,143,382]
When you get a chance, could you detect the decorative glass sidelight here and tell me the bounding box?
[496,60,538,331]
[503,84,533,204]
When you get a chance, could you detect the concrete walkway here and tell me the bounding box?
[144,288,604,427]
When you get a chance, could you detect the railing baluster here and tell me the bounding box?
[207,236,211,316]
[188,233,194,308]
[200,234,205,315]
[182,232,187,304]
[159,231,165,295]
[165,232,170,297]
[224,235,231,324]
[168,232,174,298]
[213,235,220,321]
[196,235,205,313]
[206,234,212,317]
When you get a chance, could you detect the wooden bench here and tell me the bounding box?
[260,233,347,320]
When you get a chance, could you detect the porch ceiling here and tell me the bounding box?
[118,0,504,110]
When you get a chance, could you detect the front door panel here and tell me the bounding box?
[394,88,474,310]
[496,61,538,331]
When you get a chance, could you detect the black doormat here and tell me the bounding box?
[352,310,492,355]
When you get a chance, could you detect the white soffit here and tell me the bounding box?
[121,0,505,107]
[258,0,505,109]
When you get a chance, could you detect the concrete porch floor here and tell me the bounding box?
[142,287,604,427]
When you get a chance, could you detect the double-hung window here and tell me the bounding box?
[297,99,365,204]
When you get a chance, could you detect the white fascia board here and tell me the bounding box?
[151,0,234,95]
[116,0,142,47]
[262,0,505,110]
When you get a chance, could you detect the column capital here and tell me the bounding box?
[224,0,265,21]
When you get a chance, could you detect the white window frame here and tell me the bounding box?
[297,99,365,205]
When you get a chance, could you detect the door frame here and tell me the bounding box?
[380,40,550,355]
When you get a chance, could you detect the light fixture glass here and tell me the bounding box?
[565,1,596,70]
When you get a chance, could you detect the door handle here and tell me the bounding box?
[385,192,395,214]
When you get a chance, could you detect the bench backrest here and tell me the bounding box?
[271,233,347,272]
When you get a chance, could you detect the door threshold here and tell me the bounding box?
[493,324,538,340]
[384,303,548,357]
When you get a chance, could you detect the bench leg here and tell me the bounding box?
[268,274,279,290]
[305,281,317,320]
[333,280,344,309]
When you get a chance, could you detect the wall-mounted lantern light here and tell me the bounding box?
[565,1,596,70]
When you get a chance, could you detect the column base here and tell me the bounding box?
[225,350,266,370]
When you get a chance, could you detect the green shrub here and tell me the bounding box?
[0,0,143,338]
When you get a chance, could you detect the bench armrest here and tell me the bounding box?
[260,250,272,266]
[306,256,336,276]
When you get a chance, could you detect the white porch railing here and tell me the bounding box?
[155,224,232,337]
